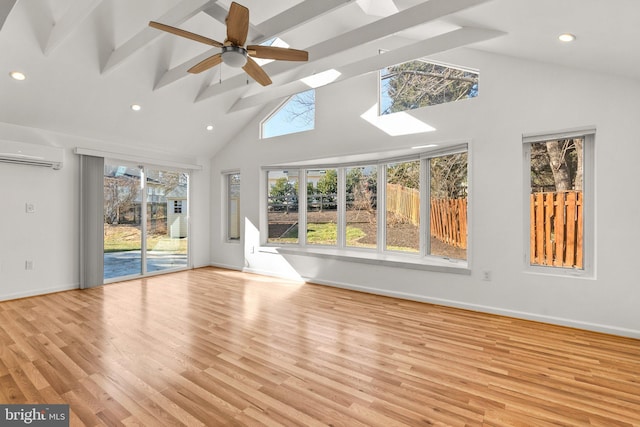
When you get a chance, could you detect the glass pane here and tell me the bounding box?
[228,173,240,240]
[262,89,315,138]
[529,139,584,269]
[267,170,299,244]
[145,169,189,273]
[104,164,142,279]
[307,169,337,246]
[380,60,478,115]
[386,160,420,252]
[429,152,467,260]
[346,166,377,249]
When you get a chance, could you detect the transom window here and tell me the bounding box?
[380,59,479,115]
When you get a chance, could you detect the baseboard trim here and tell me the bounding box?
[209,262,243,272]
[0,284,79,302]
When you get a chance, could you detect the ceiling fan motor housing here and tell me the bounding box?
[222,45,248,68]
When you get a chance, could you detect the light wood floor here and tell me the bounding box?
[0,267,639,426]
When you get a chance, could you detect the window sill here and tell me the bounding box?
[267,246,470,275]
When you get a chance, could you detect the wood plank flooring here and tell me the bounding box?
[0,267,639,426]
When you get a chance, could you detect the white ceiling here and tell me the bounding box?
[1,0,639,160]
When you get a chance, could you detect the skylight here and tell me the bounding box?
[361,104,435,136]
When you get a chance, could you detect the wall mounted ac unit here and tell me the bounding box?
[0,140,64,170]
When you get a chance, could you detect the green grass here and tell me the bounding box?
[268,222,416,251]
[104,225,187,253]
[271,223,367,246]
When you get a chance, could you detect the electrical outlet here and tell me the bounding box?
[25,260,34,270]
[481,270,491,281]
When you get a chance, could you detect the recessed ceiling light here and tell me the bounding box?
[558,33,576,42]
[130,104,142,111]
[206,125,214,131]
[10,71,26,81]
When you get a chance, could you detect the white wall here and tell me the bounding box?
[210,48,640,338]
[0,122,211,300]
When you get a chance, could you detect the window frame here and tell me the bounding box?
[522,129,595,277]
[262,144,470,272]
[224,171,241,242]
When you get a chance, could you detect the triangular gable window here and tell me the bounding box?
[261,89,315,139]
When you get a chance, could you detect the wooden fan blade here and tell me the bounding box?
[242,56,272,86]
[225,2,249,46]
[188,53,222,74]
[149,21,223,47]
[247,45,308,61]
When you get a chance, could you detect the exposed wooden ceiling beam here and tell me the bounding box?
[155,0,352,91]
[102,0,213,74]
[44,0,104,55]
[195,0,492,102]
[227,27,504,113]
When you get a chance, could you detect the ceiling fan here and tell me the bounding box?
[149,2,309,86]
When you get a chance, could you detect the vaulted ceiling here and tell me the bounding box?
[1,0,639,160]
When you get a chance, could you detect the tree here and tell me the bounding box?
[104,174,140,224]
[530,138,583,192]
[317,169,337,195]
[346,168,376,217]
[284,89,315,126]
[430,152,468,199]
[306,182,315,195]
[270,177,295,198]
[269,177,298,212]
[387,160,420,189]
[382,60,478,115]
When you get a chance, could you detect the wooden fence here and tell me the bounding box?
[430,198,467,249]
[530,191,583,268]
[386,184,467,249]
[386,184,420,225]
[385,187,583,262]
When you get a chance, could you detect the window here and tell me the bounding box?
[307,169,338,246]
[524,130,594,275]
[263,145,469,267]
[226,172,240,241]
[267,170,299,244]
[261,89,315,138]
[429,152,468,260]
[346,166,377,249]
[173,200,183,214]
[380,59,478,115]
[386,160,421,253]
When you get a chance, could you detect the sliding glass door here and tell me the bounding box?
[103,162,188,281]
[145,168,189,274]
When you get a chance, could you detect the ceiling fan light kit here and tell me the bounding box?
[149,2,309,86]
[221,45,248,68]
